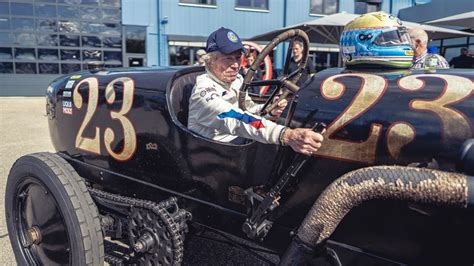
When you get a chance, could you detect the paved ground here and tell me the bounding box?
[0,97,55,264]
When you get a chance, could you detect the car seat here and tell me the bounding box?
[168,71,204,127]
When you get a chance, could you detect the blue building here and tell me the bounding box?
[0,0,448,95]
[123,0,419,70]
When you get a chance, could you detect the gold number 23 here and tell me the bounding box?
[73,77,137,161]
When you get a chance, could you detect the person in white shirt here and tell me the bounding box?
[408,28,449,69]
[188,27,324,155]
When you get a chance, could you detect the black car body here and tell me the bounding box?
[6,50,474,265]
[6,62,474,265]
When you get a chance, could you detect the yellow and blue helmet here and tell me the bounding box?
[340,12,414,69]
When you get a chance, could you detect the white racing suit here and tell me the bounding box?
[188,72,285,144]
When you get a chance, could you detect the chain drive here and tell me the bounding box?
[88,187,192,265]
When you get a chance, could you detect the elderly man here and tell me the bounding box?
[188,27,324,155]
[408,28,449,69]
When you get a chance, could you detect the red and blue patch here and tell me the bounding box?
[217,109,265,129]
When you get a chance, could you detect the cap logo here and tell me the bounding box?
[207,41,217,52]
[227,31,238,43]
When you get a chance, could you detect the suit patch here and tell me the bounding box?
[217,109,265,129]
[206,93,218,102]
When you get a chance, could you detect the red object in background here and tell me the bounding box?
[241,41,273,95]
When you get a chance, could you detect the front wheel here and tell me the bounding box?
[5,152,104,265]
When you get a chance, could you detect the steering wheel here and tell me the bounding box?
[238,29,310,116]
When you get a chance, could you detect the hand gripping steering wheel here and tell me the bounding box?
[238,29,310,116]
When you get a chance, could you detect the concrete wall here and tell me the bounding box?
[0,75,59,96]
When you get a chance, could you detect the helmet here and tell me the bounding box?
[340,12,413,68]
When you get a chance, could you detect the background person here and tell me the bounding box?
[194,49,207,66]
[188,27,324,155]
[408,28,449,69]
[240,50,264,94]
[288,39,315,86]
[449,47,474,68]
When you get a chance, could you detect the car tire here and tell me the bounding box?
[5,152,104,265]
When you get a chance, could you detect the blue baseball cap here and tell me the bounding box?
[206,27,244,54]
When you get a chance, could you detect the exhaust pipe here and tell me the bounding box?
[280,166,474,265]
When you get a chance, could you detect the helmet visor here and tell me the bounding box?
[373,28,411,47]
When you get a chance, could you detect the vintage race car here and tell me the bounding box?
[5,30,474,265]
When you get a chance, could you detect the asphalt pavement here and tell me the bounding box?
[0,97,55,264]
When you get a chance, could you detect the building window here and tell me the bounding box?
[83,50,102,61]
[179,0,216,6]
[11,3,34,17]
[15,48,36,61]
[169,45,210,66]
[0,32,14,46]
[104,51,122,64]
[15,63,36,74]
[310,0,338,15]
[0,18,10,30]
[235,0,269,10]
[0,3,9,16]
[0,62,14,74]
[355,0,381,14]
[0,48,13,60]
[1,0,123,75]
[36,4,57,18]
[38,49,59,61]
[15,33,36,47]
[125,26,146,54]
[16,63,37,74]
[61,63,81,74]
[39,63,59,74]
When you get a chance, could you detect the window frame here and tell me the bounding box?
[178,0,217,8]
[125,25,146,54]
[235,0,269,12]
[309,0,339,16]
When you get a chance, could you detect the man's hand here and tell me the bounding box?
[282,128,324,155]
[270,95,288,117]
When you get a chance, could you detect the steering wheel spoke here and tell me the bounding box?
[283,38,296,75]
[248,79,283,87]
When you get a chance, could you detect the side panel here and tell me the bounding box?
[46,67,474,263]
[48,70,181,192]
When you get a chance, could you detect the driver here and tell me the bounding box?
[188,27,324,155]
